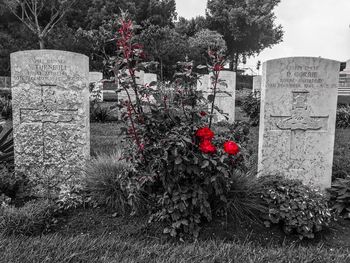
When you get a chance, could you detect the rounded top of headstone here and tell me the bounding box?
[11,49,89,87]
[10,49,89,60]
[264,56,339,66]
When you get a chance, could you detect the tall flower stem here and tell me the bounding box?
[208,70,220,128]
[127,102,143,155]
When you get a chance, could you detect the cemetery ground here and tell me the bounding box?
[1,120,350,263]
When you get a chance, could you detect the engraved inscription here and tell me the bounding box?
[19,85,78,164]
[13,58,68,83]
[271,90,329,168]
[267,64,327,89]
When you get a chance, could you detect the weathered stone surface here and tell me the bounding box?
[11,50,90,189]
[253,75,262,92]
[258,57,340,189]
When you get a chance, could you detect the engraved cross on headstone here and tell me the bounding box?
[270,90,329,172]
[19,85,78,163]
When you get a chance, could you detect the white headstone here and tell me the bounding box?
[338,59,350,97]
[144,73,157,85]
[258,57,340,189]
[197,72,236,122]
[252,75,262,92]
[89,72,103,83]
[197,74,209,92]
[11,50,90,192]
[214,71,236,122]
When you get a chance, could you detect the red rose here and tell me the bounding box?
[199,140,216,154]
[200,111,207,117]
[195,127,214,140]
[223,141,240,155]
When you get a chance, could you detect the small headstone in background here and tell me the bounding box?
[258,57,340,189]
[197,74,209,93]
[11,50,90,193]
[89,71,103,101]
[144,73,157,86]
[252,75,262,92]
[0,76,11,97]
[338,59,350,104]
[197,71,236,123]
[214,71,236,122]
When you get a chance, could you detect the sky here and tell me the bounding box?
[175,0,350,74]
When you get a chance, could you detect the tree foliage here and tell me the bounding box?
[175,16,207,37]
[139,24,189,80]
[206,0,283,70]
[2,0,78,48]
[188,29,226,67]
[85,0,176,29]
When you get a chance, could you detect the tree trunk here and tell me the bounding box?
[39,37,45,49]
[234,53,239,72]
[229,61,234,71]
[229,53,239,72]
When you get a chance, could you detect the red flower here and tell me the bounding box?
[213,63,224,71]
[195,127,214,140]
[223,141,240,155]
[199,140,216,154]
[200,111,207,117]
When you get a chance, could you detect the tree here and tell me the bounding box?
[2,0,78,48]
[188,29,226,67]
[85,0,176,29]
[139,25,189,80]
[175,16,207,37]
[206,0,283,71]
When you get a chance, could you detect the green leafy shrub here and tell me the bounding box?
[0,166,27,200]
[240,92,260,126]
[336,105,350,128]
[90,101,111,122]
[0,199,55,236]
[84,152,138,215]
[328,176,350,219]
[56,183,87,212]
[111,15,251,238]
[258,175,331,239]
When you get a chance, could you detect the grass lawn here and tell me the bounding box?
[1,121,350,262]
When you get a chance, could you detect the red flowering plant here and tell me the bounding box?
[111,14,249,239]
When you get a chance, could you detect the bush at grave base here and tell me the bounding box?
[84,152,141,216]
[257,175,331,239]
[328,176,350,219]
[0,199,55,236]
[240,92,260,126]
[90,101,112,122]
[111,15,252,238]
[0,166,27,201]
